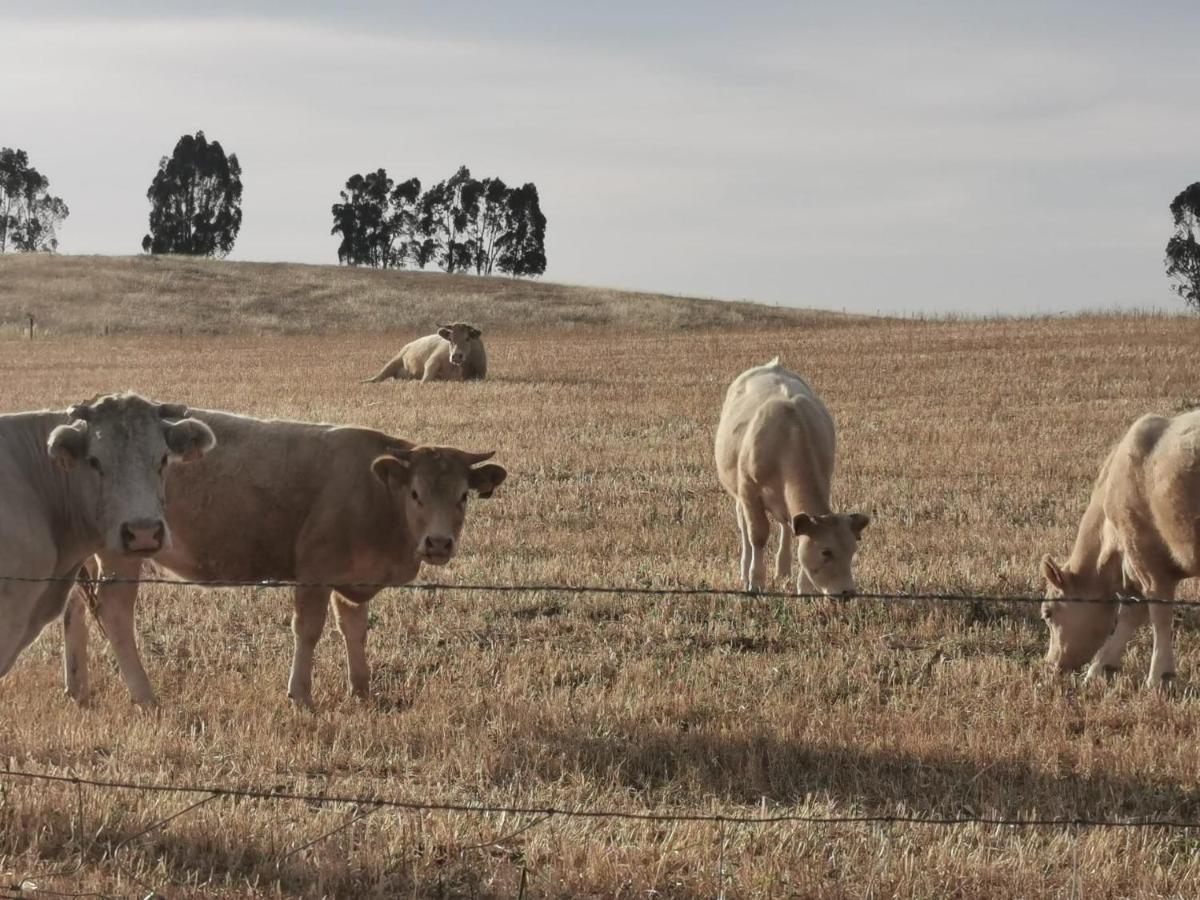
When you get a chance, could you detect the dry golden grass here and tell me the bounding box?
[0,254,845,336]
[1,306,1200,898]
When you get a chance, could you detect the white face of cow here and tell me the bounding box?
[1039,555,1120,672]
[47,393,216,556]
[792,512,869,596]
[372,446,507,565]
[437,323,482,367]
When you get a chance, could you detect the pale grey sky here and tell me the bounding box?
[4,2,1199,314]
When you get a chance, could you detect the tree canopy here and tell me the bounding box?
[142,131,243,257]
[1166,182,1200,313]
[333,164,545,277]
[0,148,69,253]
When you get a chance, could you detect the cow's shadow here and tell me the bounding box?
[490,722,1200,821]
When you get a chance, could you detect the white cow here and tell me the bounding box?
[0,392,215,680]
[714,358,868,594]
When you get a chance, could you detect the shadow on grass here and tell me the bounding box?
[498,723,1200,822]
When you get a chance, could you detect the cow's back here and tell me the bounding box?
[1112,410,1200,574]
[157,411,399,581]
[715,360,831,494]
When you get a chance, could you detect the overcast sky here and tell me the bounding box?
[4,1,1199,314]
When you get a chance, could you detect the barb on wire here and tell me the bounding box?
[4,571,1189,608]
[3,768,1200,833]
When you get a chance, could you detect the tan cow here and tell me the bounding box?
[0,392,215,680]
[715,358,868,594]
[64,410,506,708]
[1041,409,1200,687]
[363,323,487,383]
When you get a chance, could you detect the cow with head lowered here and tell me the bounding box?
[0,392,215,680]
[65,410,506,708]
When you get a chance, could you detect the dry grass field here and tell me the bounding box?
[1,264,1199,898]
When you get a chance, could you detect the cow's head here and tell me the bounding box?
[436,323,483,367]
[47,393,216,556]
[792,512,869,596]
[372,446,507,565]
[1039,554,1121,672]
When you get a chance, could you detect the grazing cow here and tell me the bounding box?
[0,392,215,680]
[715,358,869,595]
[1041,409,1200,687]
[363,323,488,383]
[64,410,507,708]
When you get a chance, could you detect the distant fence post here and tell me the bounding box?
[26,314,34,340]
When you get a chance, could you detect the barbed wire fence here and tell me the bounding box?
[3,573,1198,898]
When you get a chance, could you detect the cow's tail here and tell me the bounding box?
[71,556,106,635]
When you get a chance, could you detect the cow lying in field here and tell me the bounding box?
[1041,409,1200,687]
[0,392,215,680]
[64,410,507,708]
[714,358,868,595]
[363,323,488,383]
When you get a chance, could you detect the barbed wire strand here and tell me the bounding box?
[2,769,1199,831]
[3,571,1191,608]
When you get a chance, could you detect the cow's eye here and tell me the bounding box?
[460,492,468,504]
[821,549,834,560]
[159,454,168,470]
[87,456,101,472]
[411,490,420,503]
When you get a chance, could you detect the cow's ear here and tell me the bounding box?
[165,418,216,462]
[372,454,411,487]
[468,463,507,499]
[848,513,870,537]
[1041,554,1066,592]
[437,326,452,340]
[67,403,92,421]
[468,327,481,339]
[792,513,815,536]
[48,420,88,468]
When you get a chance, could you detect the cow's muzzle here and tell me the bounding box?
[121,518,166,555]
[421,535,455,565]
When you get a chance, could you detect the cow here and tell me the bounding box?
[0,392,215,681]
[363,323,488,383]
[63,410,507,708]
[714,358,869,595]
[1041,409,1200,687]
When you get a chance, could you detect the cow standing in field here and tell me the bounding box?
[65,410,507,708]
[1041,409,1200,687]
[715,358,869,595]
[363,323,488,383]
[0,393,215,680]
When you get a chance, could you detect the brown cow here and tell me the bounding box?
[363,323,487,383]
[1041,409,1200,687]
[64,410,506,708]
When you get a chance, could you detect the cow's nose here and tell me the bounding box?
[450,353,464,364]
[121,518,165,553]
[424,535,454,555]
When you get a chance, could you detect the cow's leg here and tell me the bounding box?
[1085,602,1148,681]
[1146,583,1178,687]
[333,596,370,699]
[0,526,58,677]
[736,501,751,585]
[0,581,57,678]
[775,521,793,580]
[62,586,90,703]
[88,556,157,707]
[741,495,770,592]
[288,586,330,708]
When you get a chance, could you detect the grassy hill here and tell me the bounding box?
[0,254,848,336]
